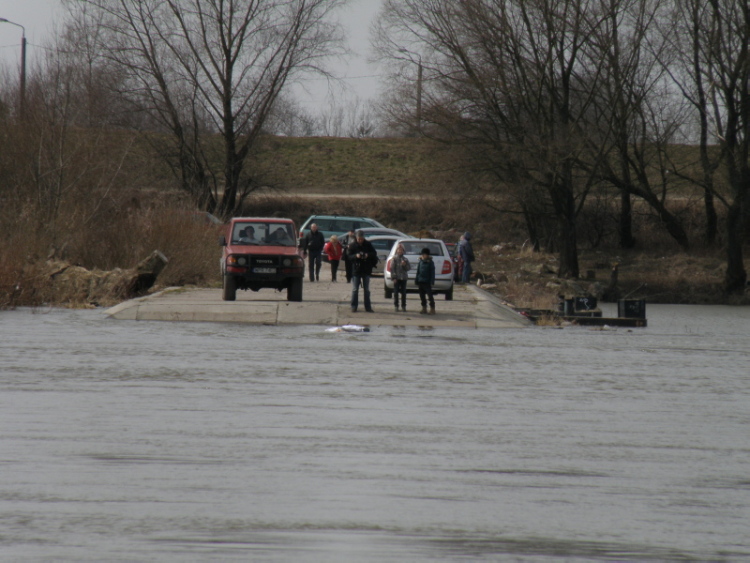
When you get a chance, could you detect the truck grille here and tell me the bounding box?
[250,256,280,267]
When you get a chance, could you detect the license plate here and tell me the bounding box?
[254,267,276,274]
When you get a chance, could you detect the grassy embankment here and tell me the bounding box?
[1,135,745,309]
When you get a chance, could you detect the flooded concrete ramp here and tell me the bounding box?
[106,273,529,329]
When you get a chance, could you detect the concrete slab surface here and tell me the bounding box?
[105,267,530,329]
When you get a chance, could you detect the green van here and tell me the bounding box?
[297,214,386,243]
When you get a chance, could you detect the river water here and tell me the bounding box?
[1,304,748,561]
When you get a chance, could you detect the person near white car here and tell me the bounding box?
[390,243,411,312]
[459,231,475,284]
[347,230,378,312]
[415,247,436,315]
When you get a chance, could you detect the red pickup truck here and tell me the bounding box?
[219,217,305,301]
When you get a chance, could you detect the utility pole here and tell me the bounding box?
[397,48,424,135]
[416,55,422,134]
[0,18,27,118]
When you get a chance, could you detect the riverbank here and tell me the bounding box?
[3,191,748,310]
[4,233,744,312]
[470,244,743,310]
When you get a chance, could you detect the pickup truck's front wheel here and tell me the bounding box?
[287,277,303,302]
[222,274,237,301]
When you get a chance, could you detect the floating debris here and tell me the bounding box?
[326,324,370,333]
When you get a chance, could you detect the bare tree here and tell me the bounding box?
[56,2,128,128]
[317,95,380,137]
[376,0,706,273]
[374,0,626,278]
[0,33,137,259]
[661,0,749,293]
[657,0,723,246]
[701,0,750,293]
[588,0,691,250]
[74,0,346,217]
[264,94,317,136]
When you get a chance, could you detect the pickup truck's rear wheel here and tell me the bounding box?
[287,277,303,302]
[222,274,237,301]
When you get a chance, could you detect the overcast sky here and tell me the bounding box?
[0,0,384,113]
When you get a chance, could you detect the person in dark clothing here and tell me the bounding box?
[415,247,436,315]
[268,226,291,243]
[342,229,356,283]
[347,230,377,312]
[458,231,475,284]
[301,223,326,282]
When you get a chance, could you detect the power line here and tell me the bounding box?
[305,73,383,81]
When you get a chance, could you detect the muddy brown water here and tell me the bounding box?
[1,304,748,561]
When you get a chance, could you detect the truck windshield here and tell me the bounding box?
[231,222,295,246]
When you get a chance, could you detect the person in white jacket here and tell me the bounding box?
[389,243,411,312]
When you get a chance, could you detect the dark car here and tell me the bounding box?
[298,215,386,244]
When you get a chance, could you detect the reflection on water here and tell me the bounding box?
[1,304,749,561]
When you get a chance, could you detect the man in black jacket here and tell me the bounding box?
[301,223,326,282]
[347,230,378,312]
[341,229,356,283]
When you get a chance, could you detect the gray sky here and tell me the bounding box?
[0,0,62,67]
[0,0,383,112]
[296,0,384,112]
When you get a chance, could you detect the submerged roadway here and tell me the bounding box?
[105,267,530,329]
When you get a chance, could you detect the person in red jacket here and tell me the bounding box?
[323,235,344,282]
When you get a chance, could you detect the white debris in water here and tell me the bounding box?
[326,324,370,333]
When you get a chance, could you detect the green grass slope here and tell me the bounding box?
[252,136,465,195]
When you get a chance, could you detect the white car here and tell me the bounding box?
[338,227,408,247]
[338,227,409,275]
[332,228,408,269]
[366,234,403,275]
[383,238,454,300]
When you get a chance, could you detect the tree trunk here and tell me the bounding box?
[219,105,237,219]
[619,189,636,248]
[637,192,690,250]
[724,199,747,294]
[521,202,542,252]
[178,142,215,213]
[703,187,718,245]
[557,214,580,279]
[550,178,579,279]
